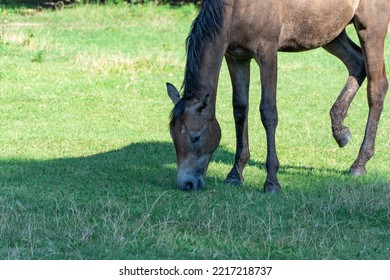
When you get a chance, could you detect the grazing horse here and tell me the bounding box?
[167,0,389,193]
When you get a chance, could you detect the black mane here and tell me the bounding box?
[170,0,225,125]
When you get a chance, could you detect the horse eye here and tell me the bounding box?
[191,135,201,144]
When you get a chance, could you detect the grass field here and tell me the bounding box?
[0,3,389,259]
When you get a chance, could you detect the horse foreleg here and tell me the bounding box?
[257,50,281,193]
[323,30,366,147]
[350,13,389,176]
[224,54,251,186]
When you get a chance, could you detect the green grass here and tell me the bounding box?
[0,4,389,259]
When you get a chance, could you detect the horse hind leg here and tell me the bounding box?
[349,12,389,176]
[224,54,251,186]
[323,30,366,148]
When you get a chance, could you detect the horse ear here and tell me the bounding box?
[193,94,210,113]
[166,83,180,105]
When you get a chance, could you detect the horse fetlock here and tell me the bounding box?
[263,178,282,193]
[225,167,243,186]
[225,177,242,186]
[349,163,367,176]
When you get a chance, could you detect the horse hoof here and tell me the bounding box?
[335,127,351,148]
[263,182,282,194]
[224,177,242,186]
[349,166,367,176]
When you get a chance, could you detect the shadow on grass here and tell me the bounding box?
[0,142,179,197]
[0,141,389,260]
[1,141,388,198]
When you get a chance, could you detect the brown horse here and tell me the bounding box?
[167,0,389,193]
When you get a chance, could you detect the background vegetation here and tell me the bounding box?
[0,0,200,8]
[0,3,389,259]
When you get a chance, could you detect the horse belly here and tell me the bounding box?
[278,0,357,51]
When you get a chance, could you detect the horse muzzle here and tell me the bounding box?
[177,173,205,191]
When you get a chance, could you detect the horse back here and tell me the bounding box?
[224,0,387,52]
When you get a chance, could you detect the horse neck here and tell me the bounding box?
[191,40,227,112]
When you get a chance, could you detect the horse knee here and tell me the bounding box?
[233,104,248,121]
[260,103,278,128]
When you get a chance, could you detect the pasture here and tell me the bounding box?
[0,3,389,259]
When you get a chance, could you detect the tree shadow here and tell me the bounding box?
[0,142,179,198]
[1,141,387,200]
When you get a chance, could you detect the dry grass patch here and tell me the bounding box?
[74,52,182,75]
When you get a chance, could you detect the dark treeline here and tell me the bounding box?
[1,0,201,7]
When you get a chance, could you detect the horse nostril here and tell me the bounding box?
[178,177,204,191]
[184,181,195,191]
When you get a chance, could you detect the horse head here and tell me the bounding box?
[167,83,221,191]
